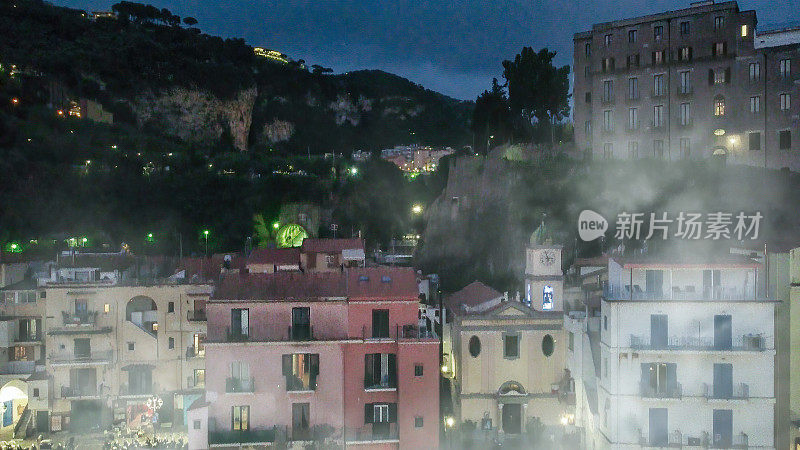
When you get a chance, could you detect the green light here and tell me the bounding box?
[147,233,153,238]
[272,222,280,230]
[350,167,358,175]
[8,243,19,252]
[203,230,210,236]
[81,237,88,244]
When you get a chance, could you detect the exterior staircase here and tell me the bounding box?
[14,406,32,438]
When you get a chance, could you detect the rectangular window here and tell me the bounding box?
[780,93,791,111]
[371,309,390,338]
[780,130,792,150]
[603,110,613,132]
[780,59,791,78]
[414,364,423,377]
[585,92,591,103]
[604,143,614,159]
[680,21,690,35]
[653,26,663,41]
[415,417,424,428]
[628,107,638,130]
[568,332,574,351]
[628,29,637,43]
[679,47,691,61]
[680,103,690,126]
[168,337,174,349]
[652,50,665,65]
[628,77,639,99]
[230,308,249,338]
[604,34,612,46]
[291,307,311,340]
[127,342,134,351]
[653,105,664,128]
[713,42,726,57]
[504,334,519,358]
[232,405,250,431]
[168,302,174,313]
[282,353,320,391]
[680,138,691,159]
[103,303,110,313]
[741,24,748,37]
[585,120,591,135]
[193,333,206,357]
[750,62,761,82]
[713,67,727,83]
[585,43,591,57]
[364,353,397,388]
[715,16,724,30]
[715,98,725,116]
[653,140,664,158]
[749,132,761,151]
[628,141,639,159]
[626,54,640,69]
[750,96,761,113]
[603,80,613,102]
[653,74,664,96]
[602,58,615,72]
[194,369,205,388]
[679,71,691,94]
[193,420,201,430]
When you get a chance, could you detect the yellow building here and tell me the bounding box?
[43,282,210,432]
[446,241,573,444]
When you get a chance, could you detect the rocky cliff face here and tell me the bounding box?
[133,86,257,151]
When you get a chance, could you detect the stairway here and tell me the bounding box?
[14,406,32,439]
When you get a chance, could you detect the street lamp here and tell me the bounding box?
[203,230,210,256]
[486,135,495,152]
[350,166,358,176]
[272,222,280,230]
[411,204,423,215]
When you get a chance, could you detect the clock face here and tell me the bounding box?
[539,250,556,267]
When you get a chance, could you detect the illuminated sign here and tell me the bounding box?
[543,285,554,310]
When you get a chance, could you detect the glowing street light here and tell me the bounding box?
[203,229,210,255]
[9,243,18,251]
[272,222,280,230]
[11,98,18,105]
[411,204,423,215]
[444,416,455,428]
[350,166,358,176]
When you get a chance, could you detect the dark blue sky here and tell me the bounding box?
[55,0,797,100]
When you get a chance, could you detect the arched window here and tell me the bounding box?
[468,336,481,357]
[542,334,555,357]
[714,96,725,116]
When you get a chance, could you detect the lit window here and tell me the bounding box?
[741,24,748,37]
[604,34,612,46]
[104,303,110,313]
[715,97,726,116]
[780,93,791,111]
[750,96,760,113]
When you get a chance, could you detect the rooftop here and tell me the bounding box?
[301,238,364,253]
[247,247,300,266]
[444,281,503,312]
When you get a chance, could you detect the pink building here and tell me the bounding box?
[192,267,439,449]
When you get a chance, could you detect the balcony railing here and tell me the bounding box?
[732,432,748,448]
[640,430,682,447]
[15,333,42,343]
[226,327,250,342]
[208,428,278,445]
[187,310,207,321]
[629,334,771,351]
[703,382,749,400]
[345,423,399,443]
[226,377,255,393]
[288,325,314,341]
[61,386,98,398]
[640,383,682,399]
[677,86,694,95]
[604,284,758,301]
[62,311,98,326]
[50,350,113,365]
[361,324,437,341]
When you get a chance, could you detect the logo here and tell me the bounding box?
[578,210,608,241]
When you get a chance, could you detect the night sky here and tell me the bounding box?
[55,0,799,100]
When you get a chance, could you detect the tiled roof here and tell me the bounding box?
[247,248,300,266]
[188,397,210,411]
[444,281,502,311]
[58,253,135,271]
[211,267,418,301]
[301,238,364,253]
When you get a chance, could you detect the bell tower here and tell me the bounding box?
[525,232,564,312]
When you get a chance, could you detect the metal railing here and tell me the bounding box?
[15,333,42,343]
[226,377,255,393]
[345,423,399,442]
[226,327,250,342]
[61,386,98,398]
[640,383,682,399]
[62,310,98,325]
[640,430,682,447]
[208,428,278,445]
[702,382,749,400]
[605,284,758,301]
[629,334,771,351]
[288,325,314,341]
[50,350,113,364]
[187,310,207,321]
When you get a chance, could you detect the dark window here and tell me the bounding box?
[40,291,46,299]
[127,342,134,351]
[168,337,174,349]
[749,132,761,151]
[33,388,39,397]
[364,353,397,389]
[585,43,591,57]
[371,309,390,338]
[604,315,608,330]
[680,21,690,34]
[168,302,174,313]
[291,307,311,340]
[714,16,724,30]
[653,26,663,40]
[504,334,519,358]
[585,92,591,103]
[469,336,481,357]
[282,353,320,391]
[628,29,637,43]
[542,334,555,357]
[193,420,201,430]
[415,417,424,428]
[780,130,792,149]
[292,403,310,440]
[414,364,423,376]
[230,308,249,338]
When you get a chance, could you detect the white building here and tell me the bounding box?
[595,255,775,449]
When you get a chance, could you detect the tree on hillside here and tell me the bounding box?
[471,78,513,153]
[502,47,570,146]
[183,16,198,27]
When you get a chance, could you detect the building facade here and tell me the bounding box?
[194,267,439,449]
[573,1,800,169]
[598,255,775,448]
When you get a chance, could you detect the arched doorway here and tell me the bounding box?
[498,381,527,435]
[0,380,28,437]
[126,296,158,336]
[711,146,728,166]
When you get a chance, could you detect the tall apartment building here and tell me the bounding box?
[598,254,775,448]
[573,1,800,170]
[191,267,439,450]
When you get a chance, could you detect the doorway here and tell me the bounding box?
[501,403,522,434]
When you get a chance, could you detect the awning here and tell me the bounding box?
[342,248,365,260]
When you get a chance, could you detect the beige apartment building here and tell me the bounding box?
[573,1,800,169]
[42,282,211,433]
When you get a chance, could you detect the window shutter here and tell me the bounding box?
[388,403,398,423]
[310,354,319,376]
[689,47,693,60]
[708,69,714,85]
[388,354,397,387]
[651,52,656,65]
[712,44,717,57]
[282,354,292,376]
[723,42,728,55]
[610,58,615,70]
[725,67,731,83]
[364,403,373,424]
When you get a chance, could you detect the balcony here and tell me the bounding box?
[288,325,314,341]
[605,284,758,301]
[226,327,250,342]
[185,345,205,358]
[640,383,682,399]
[677,86,694,96]
[629,334,771,351]
[49,311,112,335]
[187,310,207,321]
[640,430,682,447]
[14,333,42,343]
[703,382,749,400]
[208,428,278,446]
[62,311,98,326]
[345,423,399,443]
[50,350,113,366]
[61,386,99,399]
[226,377,255,393]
